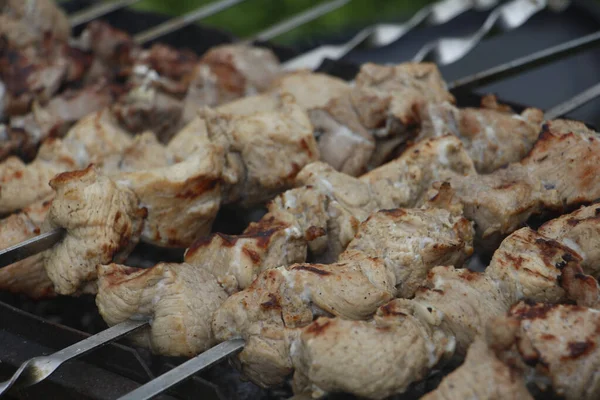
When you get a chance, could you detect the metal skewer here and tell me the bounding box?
[69,0,143,27]
[0,229,64,268]
[0,319,148,396]
[118,339,245,400]
[133,0,247,45]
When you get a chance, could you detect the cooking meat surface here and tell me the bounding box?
[421,337,532,400]
[212,203,474,387]
[0,138,77,214]
[0,211,54,298]
[43,166,146,295]
[346,201,474,298]
[351,62,454,136]
[96,262,228,357]
[201,94,318,206]
[432,119,600,243]
[0,109,133,214]
[427,302,600,400]
[418,95,544,173]
[291,299,455,400]
[181,44,280,122]
[212,254,395,387]
[362,134,476,210]
[114,144,223,248]
[0,0,70,48]
[539,203,600,277]
[187,136,475,293]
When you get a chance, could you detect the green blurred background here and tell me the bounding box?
[131,0,437,45]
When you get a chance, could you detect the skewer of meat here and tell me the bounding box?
[95,183,600,399]
[422,301,600,400]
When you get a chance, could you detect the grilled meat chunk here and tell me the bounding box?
[6,81,115,161]
[202,94,318,206]
[181,44,280,123]
[421,337,532,400]
[212,253,395,387]
[291,300,455,400]
[274,71,374,176]
[0,211,54,299]
[188,136,475,292]
[346,205,474,298]
[215,222,580,395]
[418,95,544,173]
[219,72,375,176]
[538,203,600,277]
[0,109,133,214]
[43,166,145,295]
[426,302,600,400]
[0,0,70,48]
[430,119,600,242]
[351,62,454,136]
[212,204,473,386]
[96,262,228,357]
[362,134,476,210]
[0,138,76,214]
[114,144,223,248]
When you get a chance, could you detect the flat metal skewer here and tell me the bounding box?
[133,0,247,45]
[0,319,148,396]
[69,0,142,27]
[0,228,63,269]
[118,339,245,400]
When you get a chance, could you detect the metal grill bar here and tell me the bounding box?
[69,0,142,27]
[544,81,600,120]
[246,0,350,43]
[133,0,247,45]
[449,30,600,92]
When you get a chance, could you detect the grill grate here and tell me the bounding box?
[3,0,600,399]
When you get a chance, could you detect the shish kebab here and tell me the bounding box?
[1,21,600,400]
[0,0,350,162]
[4,25,600,265]
[0,62,545,298]
[0,111,596,398]
[14,120,598,400]
[0,25,596,338]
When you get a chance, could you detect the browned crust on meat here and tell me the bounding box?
[260,293,281,310]
[305,226,326,241]
[304,319,332,336]
[564,340,596,360]
[175,178,219,199]
[291,264,331,276]
[49,164,94,187]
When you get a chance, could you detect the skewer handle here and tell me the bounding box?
[118,339,245,400]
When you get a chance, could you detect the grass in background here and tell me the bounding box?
[132,0,436,45]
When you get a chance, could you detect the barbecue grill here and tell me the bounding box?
[3,0,600,399]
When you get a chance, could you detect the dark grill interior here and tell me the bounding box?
[3,0,600,399]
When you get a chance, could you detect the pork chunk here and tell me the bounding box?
[114,144,223,247]
[43,166,145,295]
[346,206,474,298]
[418,95,544,173]
[202,94,318,206]
[291,299,454,400]
[0,212,54,298]
[351,62,454,136]
[96,262,227,357]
